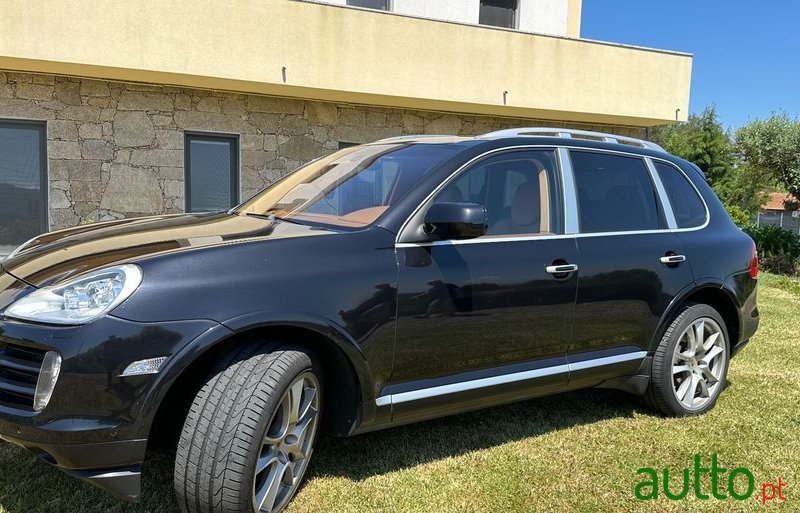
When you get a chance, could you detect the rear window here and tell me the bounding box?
[571,151,665,233]
[654,162,707,228]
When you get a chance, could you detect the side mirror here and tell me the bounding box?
[423,202,487,240]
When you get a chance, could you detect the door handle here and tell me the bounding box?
[546,264,579,274]
[659,254,687,264]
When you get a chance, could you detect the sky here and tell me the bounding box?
[581,0,800,130]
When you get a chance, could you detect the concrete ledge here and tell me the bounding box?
[0,0,691,126]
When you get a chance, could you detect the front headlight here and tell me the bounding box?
[4,265,142,325]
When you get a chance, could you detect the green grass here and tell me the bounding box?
[1,273,798,512]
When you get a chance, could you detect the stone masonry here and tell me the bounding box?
[0,71,647,231]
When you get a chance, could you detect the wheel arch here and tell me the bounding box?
[651,281,741,354]
[140,314,371,453]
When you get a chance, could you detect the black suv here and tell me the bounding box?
[0,128,759,513]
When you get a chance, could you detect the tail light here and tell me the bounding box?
[750,242,759,278]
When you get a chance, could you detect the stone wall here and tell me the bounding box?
[0,71,647,231]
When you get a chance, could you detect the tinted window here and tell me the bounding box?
[347,0,389,10]
[0,121,46,253]
[655,162,707,228]
[185,134,239,212]
[434,150,561,236]
[571,151,664,233]
[480,0,518,28]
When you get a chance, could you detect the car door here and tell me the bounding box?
[387,148,579,422]
[565,149,695,387]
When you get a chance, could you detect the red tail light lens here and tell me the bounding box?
[750,243,759,278]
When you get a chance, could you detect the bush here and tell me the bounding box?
[759,255,800,276]
[745,224,800,275]
[725,204,753,228]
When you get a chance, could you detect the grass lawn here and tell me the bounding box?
[1,273,797,512]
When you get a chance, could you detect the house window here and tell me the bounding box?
[185,133,239,213]
[479,0,518,29]
[0,120,47,253]
[347,0,390,11]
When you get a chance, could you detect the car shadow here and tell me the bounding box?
[308,388,641,482]
[0,388,642,513]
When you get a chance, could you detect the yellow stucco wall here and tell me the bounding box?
[0,0,690,126]
[567,0,582,37]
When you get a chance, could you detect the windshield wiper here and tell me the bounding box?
[243,212,324,229]
[243,212,278,221]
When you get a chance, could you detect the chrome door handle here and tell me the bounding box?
[660,255,687,264]
[546,264,578,274]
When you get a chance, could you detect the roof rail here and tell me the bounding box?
[479,127,665,152]
[373,134,462,143]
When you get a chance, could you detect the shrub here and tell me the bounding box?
[745,224,800,275]
[725,204,753,228]
[759,255,800,276]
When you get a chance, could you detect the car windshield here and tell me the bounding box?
[235,142,462,228]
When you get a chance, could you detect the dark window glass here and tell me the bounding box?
[571,151,664,233]
[434,150,562,236]
[479,0,518,28]
[0,121,46,252]
[185,134,239,213]
[655,162,707,228]
[347,0,389,10]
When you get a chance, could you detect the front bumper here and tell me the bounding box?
[0,313,224,500]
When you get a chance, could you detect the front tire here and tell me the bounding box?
[174,343,321,513]
[644,303,730,416]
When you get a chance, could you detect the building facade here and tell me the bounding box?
[0,0,692,254]
[324,0,582,37]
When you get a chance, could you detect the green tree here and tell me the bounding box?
[714,164,771,215]
[649,106,735,185]
[736,114,800,204]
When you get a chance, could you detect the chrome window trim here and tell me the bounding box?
[648,158,711,230]
[394,145,563,244]
[644,157,678,229]
[394,144,711,248]
[375,350,648,406]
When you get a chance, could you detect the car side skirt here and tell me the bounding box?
[373,348,647,424]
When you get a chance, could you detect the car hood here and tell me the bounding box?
[0,212,336,287]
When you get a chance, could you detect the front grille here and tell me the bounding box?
[0,342,45,410]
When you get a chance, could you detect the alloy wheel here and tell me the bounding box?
[253,372,320,513]
[671,317,727,410]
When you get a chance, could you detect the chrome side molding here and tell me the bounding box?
[375,350,648,407]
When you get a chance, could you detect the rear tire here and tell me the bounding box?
[643,303,729,416]
[174,342,321,513]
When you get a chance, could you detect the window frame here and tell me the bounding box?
[346,0,392,12]
[649,159,710,229]
[479,0,519,30]
[397,147,565,244]
[567,149,668,235]
[0,119,48,240]
[432,148,564,238]
[395,145,710,247]
[184,131,241,213]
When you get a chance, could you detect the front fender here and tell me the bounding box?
[133,311,375,440]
